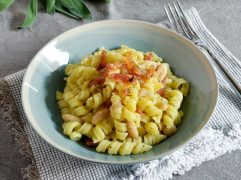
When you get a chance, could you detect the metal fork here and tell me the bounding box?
[164,0,241,95]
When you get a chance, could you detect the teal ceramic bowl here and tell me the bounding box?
[21,20,218,164]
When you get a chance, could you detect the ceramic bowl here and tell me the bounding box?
[21,20,218,164]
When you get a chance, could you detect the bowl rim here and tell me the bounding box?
[21,19,218,165]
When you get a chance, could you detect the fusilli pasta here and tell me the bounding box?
[56,45,189,155]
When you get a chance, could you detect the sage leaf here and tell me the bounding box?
[47,0,55,14]
[17,0,38,29]
[0,0,15,11]
[56,0,91,19]
[55,3,81,19]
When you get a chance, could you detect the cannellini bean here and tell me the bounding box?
[62,114,81,122]
[163,125,177,136]
[138,61,158,71]
[127,120,139,139]
[92,108,110,125]
[155,64,167,81]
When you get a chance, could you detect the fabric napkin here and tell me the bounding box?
[1,7,241,180]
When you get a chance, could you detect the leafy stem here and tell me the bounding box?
[0,0,110,29]
[17,0,38,29]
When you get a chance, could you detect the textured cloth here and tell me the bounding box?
[1,7,241,180]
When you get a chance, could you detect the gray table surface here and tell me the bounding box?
[1,0,241,179]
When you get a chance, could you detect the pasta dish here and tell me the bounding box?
[56,45,189,155]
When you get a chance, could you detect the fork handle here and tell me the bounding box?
[199,45,241,95]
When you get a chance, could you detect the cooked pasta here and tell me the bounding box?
[56,45,189,155]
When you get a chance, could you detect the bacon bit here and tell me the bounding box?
[99,69,108,78]
[158,88,165,97]
[116,62,125,71]
[100,63,124,78]
[124,56,142,76]
[90,77,105,86]
[122,88,128,98]
[106,63,122,73]
[143,66,155,81]
[98,50,107,70]
[124,57,133,70]
[100,64,114,77]
[105,63,116,70]
[144,53,153,61]
[85,138,98,147]
[136,108,144,116]
[111,73,133,82]
[133,75,142,81]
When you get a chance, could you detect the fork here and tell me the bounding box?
[164,0,241,95]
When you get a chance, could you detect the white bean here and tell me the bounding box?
[127,120,139,139]
[92,108,109,125]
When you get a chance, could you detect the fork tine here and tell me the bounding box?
[176,0,196,36]
[164,5,176,31]
[172,2,191,39]
[167,3,182,34]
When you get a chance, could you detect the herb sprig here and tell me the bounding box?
[0,0,109,29]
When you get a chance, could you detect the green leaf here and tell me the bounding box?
[0,0,15,11]
[47,0,55,14]
[56,0,91,19]
[55,4,81,19]
[17,0,38,29]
